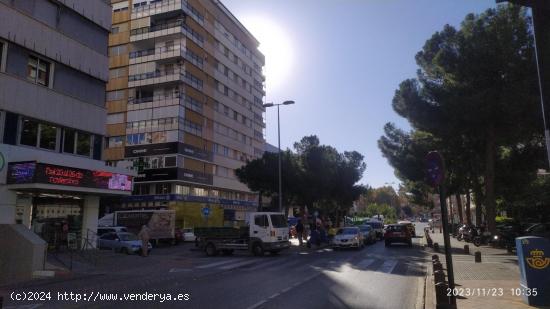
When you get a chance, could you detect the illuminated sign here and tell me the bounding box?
[7,162,132,191]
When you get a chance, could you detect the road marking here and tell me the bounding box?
[379,259,399,273]
[196,258,241,269]
[219,259,258,270]
[246,258,291,271]
[246,300,267,309]
[169,268,192,273]
[356,258,376,269]
[268,293,280,299]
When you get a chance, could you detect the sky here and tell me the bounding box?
[222,0,498,189]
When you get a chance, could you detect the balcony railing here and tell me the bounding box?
[128,68,185,82]
[128,92,182,104]
[129,45,203,69]
[130,20,204,47]
[132,0,204,26]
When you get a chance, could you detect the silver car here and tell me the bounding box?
[98,232,152,255]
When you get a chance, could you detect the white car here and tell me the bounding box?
[98,232,152,254]
[332,227,364,249]
[182,228,196,242]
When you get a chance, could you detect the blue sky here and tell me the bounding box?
[222,0,498,189]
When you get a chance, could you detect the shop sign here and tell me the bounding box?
[7,162,133,191]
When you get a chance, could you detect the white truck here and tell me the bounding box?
[112,210,177,244]
[195,212,290,256]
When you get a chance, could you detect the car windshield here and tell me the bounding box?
[359,226,372,231]
[337,228,358,235]
[270,215,288,228]
[118,233,138,241]
[387,225,404,232]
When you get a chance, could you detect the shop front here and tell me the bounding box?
[2,156,134,250]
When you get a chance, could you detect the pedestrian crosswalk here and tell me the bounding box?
[168,255,426,277]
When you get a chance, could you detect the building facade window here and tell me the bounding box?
[27,55,51,87]
[155,183,171,194]
[62,128,92,157]
[108,136,124,148]
[19,118,60,151]
[0,40,6,72]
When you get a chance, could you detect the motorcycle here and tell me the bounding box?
[457,224,476,242]
[473,227,492,247]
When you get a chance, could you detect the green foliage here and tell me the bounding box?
[360,203,397,222]
[378,5,543,232]
[235,135,367,215]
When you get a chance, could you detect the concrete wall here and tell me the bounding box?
[0,224,47,285]
[0,2,109,82]
[81,196,99,249]
[0,73,107,135]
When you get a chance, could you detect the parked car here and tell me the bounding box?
[98,232,152,254]
[358,225,376,244]
[398,220,416,237]
[362,220,384,240]
[332,227,364,249]
[384,224,412,247]
[524,223,550,240]
[97,226,127,236]
[174,228,184,244]
[182,228,196,242]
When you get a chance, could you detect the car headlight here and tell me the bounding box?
[494,235,499,240]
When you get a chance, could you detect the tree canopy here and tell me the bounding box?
[378,5,547,231]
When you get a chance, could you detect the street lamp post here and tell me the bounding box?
[263,100,295,213]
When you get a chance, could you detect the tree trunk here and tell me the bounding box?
[473,180,484,226]
[465,190,472,225]
[484,125,497,233]
[456,193,463,224]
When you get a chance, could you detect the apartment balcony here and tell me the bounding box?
[130,20,204,48]
[127,93,183,111]
[128,68,185,88]
[129,44,204,69]
[131,0,205,27]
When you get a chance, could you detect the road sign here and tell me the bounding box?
[202,207,210,217]
[426,151,445,187]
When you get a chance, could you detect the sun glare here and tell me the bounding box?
[241,16,294,94]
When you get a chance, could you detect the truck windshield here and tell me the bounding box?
[270,215,288,228]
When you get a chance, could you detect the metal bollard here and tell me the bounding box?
[433,261,443,272]
[433,242,439,252]
[464,244,469,255]
[475,251,482,263]
[435,282,449,309]
[434,269,446,283]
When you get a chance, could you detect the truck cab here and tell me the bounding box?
[248,212,290,255]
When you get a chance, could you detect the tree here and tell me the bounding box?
[236,135,367,218]
[380,5,542,233]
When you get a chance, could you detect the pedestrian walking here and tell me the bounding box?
[137,225,150,257]
[296,220,304,246]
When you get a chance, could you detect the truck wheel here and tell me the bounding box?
[222,249,234,256]
[252,243,264,256]
[206,243,218,257]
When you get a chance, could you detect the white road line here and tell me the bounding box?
[264,259,304,271]
[281,287,292,293]
[196,258,241,269]
[219,259,258,270]
[356,258,376,269]
[169,268,192,273]
[379,259,399,273]
[246,258,288,271]
[268,293,280,299]
[246,300,267,309]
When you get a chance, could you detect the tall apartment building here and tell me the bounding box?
[105,0,266,227]
[0,0,134,269]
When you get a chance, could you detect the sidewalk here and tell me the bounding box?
[424,230,544,309]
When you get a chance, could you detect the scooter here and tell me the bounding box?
[473,228,492,247]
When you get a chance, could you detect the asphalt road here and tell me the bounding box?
[1,223,429,309]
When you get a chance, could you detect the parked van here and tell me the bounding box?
[97,226,128,236]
